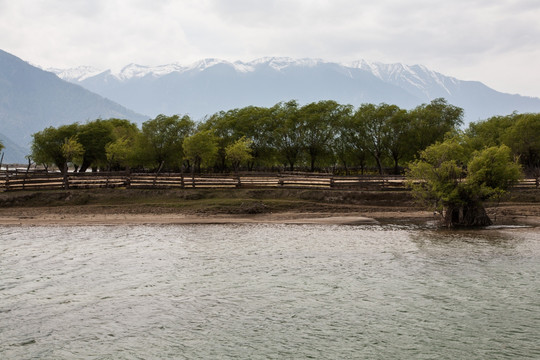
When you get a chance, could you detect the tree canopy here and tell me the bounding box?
[28,99,538,179]
[407,137,522,227]
[183,129,219,173]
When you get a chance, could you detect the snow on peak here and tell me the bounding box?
[348,60,458,96]
[49,66,106,82]
[112,63,188,80]
[50,57,460,100]
[248,57,325,71]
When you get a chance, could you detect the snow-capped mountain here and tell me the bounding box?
[49,65,106,82]
[50,57,540,123]
[51,58,329,81]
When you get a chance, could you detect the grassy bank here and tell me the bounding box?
[0,187,418,214]
[0,187,538,226]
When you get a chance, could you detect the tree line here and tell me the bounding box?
[28,99,539,177]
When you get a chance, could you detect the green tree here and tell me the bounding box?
[77,119,115,172]
[333,112,357,174]
[105,119,140,170]
[183,130,219,173]
[201,106,278,171]
[31,124,79,173]
[502,113,540,170]
[138,114,195,171]
[383,108,412,174]
[0,140,4,153]
[226,136,253,172]
[408,98,463,153]
[233,106,277,169]
[105,138,131,170]
[407,138,522,227]
[355,103,400,174]
[465,114,514,150]
[273,101,304,171]
[61,136,85,170]
[342,107,370,174]
[299,100,352,172]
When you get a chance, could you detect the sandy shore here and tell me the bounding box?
[0,205,441,226]
[2,207,538,227]
[0,188,538,227]
[0,208,387,226]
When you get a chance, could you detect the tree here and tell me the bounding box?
[383,108,412,174]
[225,136,253,172]
[61,136,85,171]
[138,114,194,171]
[407,138,522,227]
[298,101,352,172]
[31,124,79,173]
[355,103,400,174]
[105,119,140,170]
[465,114,514,150]
[60,136,85,189]
[233,106,277,169]
[77,119,115,172]
[0,140,4,168]
[408,98,463,153]
[201,106,278,171]
[105,138,131,170]
[273,101,304,171]
[502,113,540,170]
[183,130,219,173]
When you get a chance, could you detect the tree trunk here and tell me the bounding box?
[443,202,492,227]
[393,156,400,175]
[375,157,383,175]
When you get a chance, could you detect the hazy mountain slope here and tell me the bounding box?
[354,61,540,122]
[0,132,28,165]
[0,49,147,162]
[71,59,419,120]
[55,58,540,122]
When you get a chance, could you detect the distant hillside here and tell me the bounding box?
[53,57,540,122]
[0,132,28,165]
[0,49,147,163]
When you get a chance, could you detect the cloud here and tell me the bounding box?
[1,0,540,96]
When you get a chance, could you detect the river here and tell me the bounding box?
[1,224,539,359]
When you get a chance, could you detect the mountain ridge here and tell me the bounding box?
[0,49,148,163]
[49,57,540,123]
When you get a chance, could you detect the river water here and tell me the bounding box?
[1,224,539,359]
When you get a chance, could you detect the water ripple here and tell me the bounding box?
[1,224,539,359]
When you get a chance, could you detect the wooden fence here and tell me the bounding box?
[0,170,537,192]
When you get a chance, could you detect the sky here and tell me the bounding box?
[1,0,540,98]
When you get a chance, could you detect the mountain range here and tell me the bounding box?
[52,57,540,123]
[0,49,147,163]
[2,48,540,164]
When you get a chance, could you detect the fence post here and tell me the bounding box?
[126,170,131,188]
[4,165,9,191]
[63,165,70,190]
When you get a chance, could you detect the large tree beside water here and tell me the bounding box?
[407,137,522,227]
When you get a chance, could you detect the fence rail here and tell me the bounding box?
[0,170,537,192]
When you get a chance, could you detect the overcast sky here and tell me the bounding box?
[1,0,539,97]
